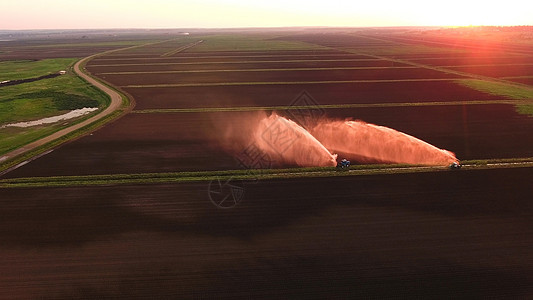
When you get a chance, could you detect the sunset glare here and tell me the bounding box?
[1,0,532,29]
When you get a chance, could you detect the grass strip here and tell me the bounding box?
[88,58,382,67]
[3,158,533,189]
[124,78,463,88]
[131,99,532,114]
[100,66,418,75]
[93,53,361,61]
[456,79,533,117]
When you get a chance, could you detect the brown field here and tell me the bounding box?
[93,53,370,63]
[98,68,465,86]
[126,81,503,110]
[2,167,533,298]
[2,28,532,298]
[87,59,407,73]
[5,103,533,178]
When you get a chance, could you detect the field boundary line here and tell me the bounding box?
[130,99,533,114]
[93,53,364,60]
[2,158,533,188]
[99,66,418,75]
[88,58,384,67]
[124,78,464,88]
[92,54,521,62]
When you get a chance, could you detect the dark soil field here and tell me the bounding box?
[276,31,533,86]
[87,59,406,73]
[100,68,465,86]
[93,53,371,63]
[3,28,533,298]
[126,81,503,110]
[2,167,532,298]
[5,103,533,178]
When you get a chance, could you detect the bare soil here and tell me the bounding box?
[5,103,533,178]
[1,167,532,298]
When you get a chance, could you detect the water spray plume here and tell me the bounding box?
[310,119,458,166]
[254,114,337,167]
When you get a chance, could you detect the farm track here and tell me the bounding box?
[98,66,419,75]
[123,78,465,88]
[2,158,533,188]
[96,63,533,75]
[88,58,384,67]
[160,40,204,57]
[91,53,366,60]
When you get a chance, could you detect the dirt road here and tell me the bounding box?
[0,54,125,169]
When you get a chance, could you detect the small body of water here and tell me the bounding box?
[1,107,98,129]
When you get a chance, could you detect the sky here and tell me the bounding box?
[1,0,532,30]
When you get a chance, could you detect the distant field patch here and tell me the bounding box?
[187,35,327,52]
[347,45,466,55]
[28,40,152,49]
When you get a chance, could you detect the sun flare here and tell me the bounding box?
[1,0,531,29]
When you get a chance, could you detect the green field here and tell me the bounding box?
[456,79,533,117]
[0,58,77,80]
[0,58,109,155]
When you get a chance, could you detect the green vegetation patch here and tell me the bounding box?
[516,104,533,116]
[16,91,98,110]
[457,79,533,99]
[188,35,327,52]
[0,125,63,155]
[0,60,110,156]
[0,75,106,124]
[456,79,533,117]
[0,58,77,80]
[3,158,533,188]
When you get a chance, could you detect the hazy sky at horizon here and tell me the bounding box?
[1,0,532,30]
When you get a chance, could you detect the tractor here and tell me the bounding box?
[337,158,350,170]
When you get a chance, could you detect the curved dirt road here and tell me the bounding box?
[0,55,124,168]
